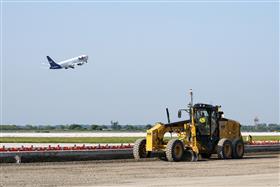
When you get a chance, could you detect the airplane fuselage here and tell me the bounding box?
[47,55,88,69]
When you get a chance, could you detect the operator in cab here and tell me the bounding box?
[199,113,206,124]
[196,111,209,135]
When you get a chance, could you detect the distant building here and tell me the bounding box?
[254,116,259,126]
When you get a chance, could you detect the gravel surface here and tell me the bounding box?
[0,153,279,187]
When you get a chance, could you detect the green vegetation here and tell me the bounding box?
[243,136,280,142]
[1,123,280,132]
[0,136,279,144]
[241,124,280,132]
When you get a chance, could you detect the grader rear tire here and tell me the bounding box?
[217,138,232,159]
[133,138,147,160]
[165,139,184,162]
[232,139,244,159]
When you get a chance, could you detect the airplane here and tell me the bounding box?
[46,55,88,69]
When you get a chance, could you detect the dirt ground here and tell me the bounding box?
[0,153,279,187]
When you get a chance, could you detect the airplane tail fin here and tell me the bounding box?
[46,56,61,69]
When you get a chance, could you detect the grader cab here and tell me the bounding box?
[133,90,244,162]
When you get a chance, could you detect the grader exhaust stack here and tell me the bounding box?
[189,89,193,107]
[166,108,171,124]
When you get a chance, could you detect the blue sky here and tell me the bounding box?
[1,1,279,126]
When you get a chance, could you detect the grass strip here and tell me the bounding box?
[0,137,143,144]
[242,135,280,141]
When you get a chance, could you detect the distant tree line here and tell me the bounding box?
[241,123,280,132]
[0,121,153,132]
[0,123,279,132]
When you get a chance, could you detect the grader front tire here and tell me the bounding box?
[166,139,184,162]
[133,138,147,160]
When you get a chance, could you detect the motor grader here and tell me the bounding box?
[133,90,244,162]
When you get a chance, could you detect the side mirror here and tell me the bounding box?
[178,110,182,118]
[218,111,224,118]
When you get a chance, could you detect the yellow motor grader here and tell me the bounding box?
[133,90,244,162]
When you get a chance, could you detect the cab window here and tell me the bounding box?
[195,109,210,135]
[211,111,218,136]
